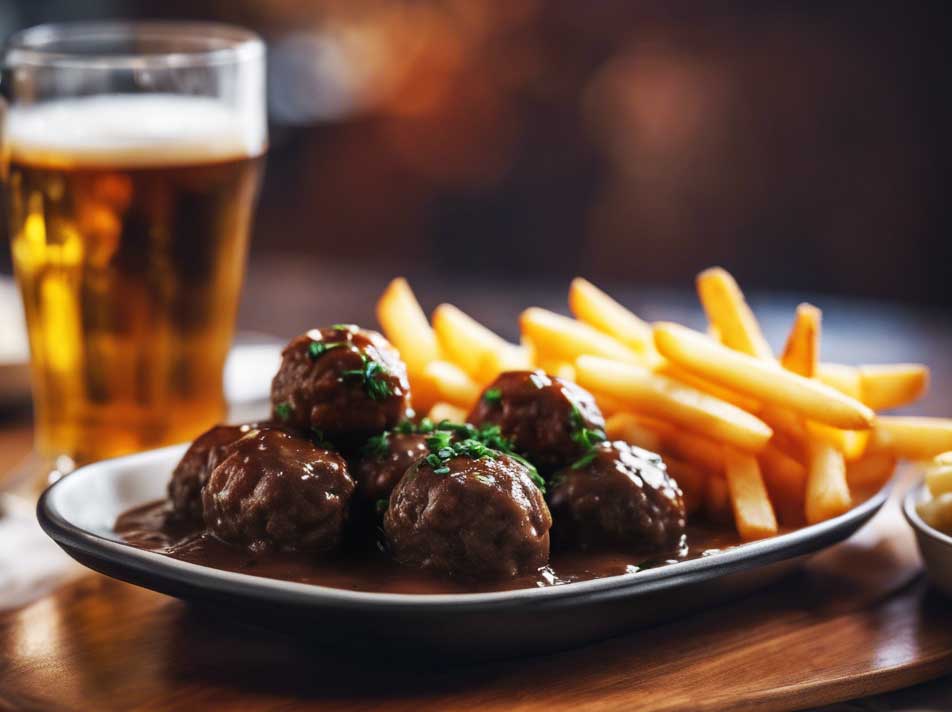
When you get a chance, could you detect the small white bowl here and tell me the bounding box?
[903,482,952,597]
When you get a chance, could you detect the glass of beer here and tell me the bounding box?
[1,22,266,479]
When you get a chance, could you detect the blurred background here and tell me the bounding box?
[1,0,950,307]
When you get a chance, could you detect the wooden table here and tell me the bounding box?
[2,261,951,710]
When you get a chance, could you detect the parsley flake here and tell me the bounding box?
[274,402,293,422]
[342,354,394,401]
[483,388,502,405]
[308,340,343,360]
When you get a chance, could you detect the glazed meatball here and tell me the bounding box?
[203,428,355,555]
[548,441,686,552]
[352,431,430,504]
[270,325,411,447]
[168,424,256,521]
[468,370,605,474]
[384,453,552,578]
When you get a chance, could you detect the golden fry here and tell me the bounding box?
[654,360,761,413]
[576,355,773,452]
[759,444,807,527]
[604,413,664,452]
[664,456,707,516]
[869,416,952,460]
[859,363,929,411]
[804,439,852,524]
[696,267,773,359]
[805,421,869,461]
[723,448,778,540]
[423,359,481,410]
[376,277,441,374]
[780,303,821,377]
[432,303,527,383]
[816,363,863,401]
[654,322,875,430]
[845,451,897,491]
[426,401,468,424]
[521,307,641,365]
[568,278,656,357]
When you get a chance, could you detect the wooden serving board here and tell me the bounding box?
[1,466,950,712]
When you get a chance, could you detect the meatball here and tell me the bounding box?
[270,325,411,447]
[168,423,256,521]
[202,428,355,554]
[352,431,430,504]
[548,441,686,552]
[467,370,605,474]
[384,453,552,578]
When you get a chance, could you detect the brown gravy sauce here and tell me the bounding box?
[116,501,747,594]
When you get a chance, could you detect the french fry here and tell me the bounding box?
[426,401,467,424]
[665,456,707,516]
[859,363,929,411]
[658,427,726,475]
[654,323,875,430]
[407,370,441,414]
[568,278,657,357]
[805,421,869,461]
[376,277,441,374]
[757,405,808,457]
[521,307,641,366]
[804,439,852,524]
[604,413,664,452]
[759,444,807,526]
[432,303,528,383]
[422,360,481,410]
[705,474,733,525]
[780,303,821,377]
[654,360,761,413]
[816,363,863,401]
[575,355,773,452]
[868,416,952,460]
[845,451,897,491]
[723,448,778,540]
[696,267,774,359]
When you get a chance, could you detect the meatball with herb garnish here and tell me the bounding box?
[203,427,355,555]
[270,325,411,447]
[353,420,432,506]
[548,440,686,552]
[384,431,552,579]
[168,423,262,521]
[467,370,606,474]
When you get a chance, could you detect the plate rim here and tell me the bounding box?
[37,444,891,611]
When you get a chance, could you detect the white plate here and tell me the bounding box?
[37,446,891,657]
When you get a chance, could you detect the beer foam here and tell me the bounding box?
[6,94,266,167]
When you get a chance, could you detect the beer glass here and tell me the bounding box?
[1,22,266,478]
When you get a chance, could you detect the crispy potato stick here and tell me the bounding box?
[925,453,952,496]
[859,363,929,411]
[705,473,733,525]
[664,456,706,516]
[654,323,875,430]
[592,392,629,417]
[816,363,863,401]
[723,448,778,540]
[869,416,952,460]
[407,369,440,414]
[426,401,468,424]
[845,451,897,491]
[521,307,641,365]
[658,428,726,475]
[604,413,664,452]
[432,303,527,383]
[422,360,481,410]
[376,277,441,374]
[568,278,656,357]
[757,406,808,455]
[805,421,869,461]
[696,267,773,359]
[576,356,772,452]
[759,445,807,526]
[654,361,761,413]
[780,303,821,377]
[804,440,852,524]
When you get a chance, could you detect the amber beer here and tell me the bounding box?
[5,95,264,468]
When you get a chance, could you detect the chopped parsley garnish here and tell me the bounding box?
[362,431,390,458]
[375,498,389,515]
[342,355,394,401]
[483,388,502,405]
[308,340,344,359]
[310,427,334,449]
[332,323,357,332]
[274,402,293,422]
[568,403,606,469]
